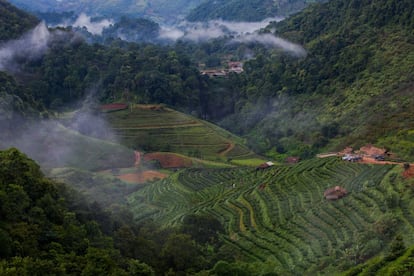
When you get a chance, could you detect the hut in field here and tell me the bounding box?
[256,161,274,171]
[286,156,300,164]
[324,186,348,200]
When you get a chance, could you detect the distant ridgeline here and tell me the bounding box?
[0,0,38,41]
[187,0,323,22]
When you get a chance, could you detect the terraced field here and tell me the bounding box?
[104,105,257,161]
[128,157,414,274]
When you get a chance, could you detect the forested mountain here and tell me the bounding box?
[0,0,38,41]
[212,0,414,161]
[2,0,413,161]
[7,0,205,23]
[74,16,161,44]
[187,0,322,22]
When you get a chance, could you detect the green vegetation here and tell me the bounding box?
[0,147,233,275]
[1,0,414,274]
[105,105,257,161]
[0,0,38,41]
[80,17,160,44]
[187,0,321,22]
[8,0,205,22]
[129,157,414,274]
[214,0,414,160]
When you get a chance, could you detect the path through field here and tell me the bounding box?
[219,142,235,156]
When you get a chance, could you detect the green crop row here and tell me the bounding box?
[128,157,414,274]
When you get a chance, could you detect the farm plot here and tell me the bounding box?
[105,105,256,160]
[129,157,414,273]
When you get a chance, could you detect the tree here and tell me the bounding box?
[161,233,204,272]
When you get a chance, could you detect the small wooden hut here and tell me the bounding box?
[324,186,348,200]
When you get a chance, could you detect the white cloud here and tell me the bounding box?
[159,17,283,42]
[232,33,307,57]
[0,22,51,71]
[72,13,113,35]
[158,17,305,56]
[159,26,185,41]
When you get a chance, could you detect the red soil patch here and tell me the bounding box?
[136,104,165,111]
[100,103,128,112]
[117,170,167,184]
[360,156,399,165]
[357,144,386,156]
[144,152,192,168]
[403,166,414,179]
[332,145,414,179]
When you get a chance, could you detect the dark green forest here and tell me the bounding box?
[186,0,321,22]
[0,0,38,41]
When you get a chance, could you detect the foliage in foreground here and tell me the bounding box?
[0,148,227,275]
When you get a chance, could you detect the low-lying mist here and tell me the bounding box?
[0,89,133,171]
[51,13,306,56]
[0,22,50,72]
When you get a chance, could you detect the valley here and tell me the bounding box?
[0,0,413,274]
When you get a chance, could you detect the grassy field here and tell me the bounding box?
[104,104,259,162]
[128,157,414,274]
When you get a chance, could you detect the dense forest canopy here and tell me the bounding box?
[214,0,414,160]
[0,0,38,41]
[187,0,322,22]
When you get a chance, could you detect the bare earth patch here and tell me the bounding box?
[144,152,193,168]
[320,144,414,179]
[403,166,414,179]
[117,170,167,184]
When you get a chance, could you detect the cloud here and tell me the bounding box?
[0,22,51,71]
[232,33,307,57]
[158,17,283,42]
[72,13,113,35]
[157,17,305,56]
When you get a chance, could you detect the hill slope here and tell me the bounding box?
[129,157,414,274]
[0,0,38,41]
[187,0,322,22]
[7,0,205,22]
[104,104,258,163]
[217,0,414,161]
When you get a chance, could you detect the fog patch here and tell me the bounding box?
[0,85,131,171]
[0,22,51,71]
[72,13,114,35]
[67,85,117,141]
[158,17,283,42]
[158,18,305,56]
[232,33,307,57]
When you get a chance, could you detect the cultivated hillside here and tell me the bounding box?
[129,157,414,274]
[104,104,259,163]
